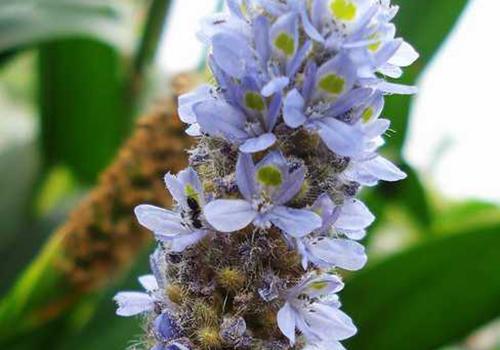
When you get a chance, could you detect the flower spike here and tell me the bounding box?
[115,0,417,348]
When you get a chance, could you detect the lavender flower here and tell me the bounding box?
[296,194,368,270]
[277,273,356,346]
[204,152,322,237]
[115,0,417,348]
[114,275,161,317]
[134,168,209,252]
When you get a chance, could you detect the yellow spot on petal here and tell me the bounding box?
[257,166,283,187]
[330,0,357,21]
[362,107,374,123]
[318,73,345,95]
[369,41,382,52]
[274,32,295,56]
[310,281,328,290]
[185,184,200,201]
[245,91,265,111]
[368,34,382,52]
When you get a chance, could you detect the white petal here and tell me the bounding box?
[310,238,367,271]
[378,81,418,95]
[261,76,290,97]
[134,205,188,238]
[169,230,208,252]
[114,292,154,317]
[363,156,407,182]
[138,275,158,292]
[204,199,257,232]
[389,41,419,67]
[335,199,375,231]
[186,123,201,136]
[277,303,297,344]
[305,304,357,341]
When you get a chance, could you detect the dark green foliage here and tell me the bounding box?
[344,224,500,350]
[39,39,130,183]
[371,0,471,237]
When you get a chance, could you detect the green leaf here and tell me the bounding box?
[127,0,173,114]
[368,0,470,239]
[0,142,39,239]
[38,38,131,183]
[0,0,132,56]
[434,200,500,235]
[343,223,500,350]
[362,162,433,244]
[55,252,151,350]
[134,0,173,79]
[386,0,470,156]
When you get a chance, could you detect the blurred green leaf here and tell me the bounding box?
[343,223,500,350]
[0,142,42,293]
[127,0,173,115]
[39,38,131,183]
[0,229,69,342]
[435,200,500,235]
[0,0,132,59]
[0,142,39,238]
[55,251,151,350]
[363,163,432,244]
[369,0,470,239]
[134,0,172,79]
[386,0,470,156]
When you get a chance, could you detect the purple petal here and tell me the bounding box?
[270,206,322,237]
[300,3,324,43]
[301,60,318,102]
[212,32,254,78]
[267,92,283,130]
[316,119,364,157]
[284,89,307,128]
[270,12,299,58]
[288,40,312,78]
[236,153,258,201]
[178,85,211,124]
[273,166,305,204]
[261,76,290,97]
[194,100,248,142]
[253,15,271,65]
[239,133,277,153]
[311,193,339,232]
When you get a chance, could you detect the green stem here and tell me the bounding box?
[133,0,173,81]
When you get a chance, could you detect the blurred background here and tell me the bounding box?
[0,0,499,349]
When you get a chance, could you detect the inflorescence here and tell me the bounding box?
[114,1,418,349]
